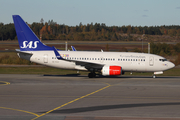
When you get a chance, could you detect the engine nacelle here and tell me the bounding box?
[101,65,122,76]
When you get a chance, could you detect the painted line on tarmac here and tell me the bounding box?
[0,107,40,117]
[0,81,10,86]
[32,83,111,120]
[0,82,39,117]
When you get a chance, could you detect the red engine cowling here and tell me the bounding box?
[101,66,122,76]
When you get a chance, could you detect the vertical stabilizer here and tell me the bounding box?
[13,15,52,51]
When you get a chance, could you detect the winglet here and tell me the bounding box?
[53,46,63,60]
[71,46,77,51]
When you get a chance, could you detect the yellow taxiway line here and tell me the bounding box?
[32,83,111,120]
[0,81,40,117]
[0,107,40,117]
[0,81,10,86]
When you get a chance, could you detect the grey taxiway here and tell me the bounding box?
[0,74,180,120]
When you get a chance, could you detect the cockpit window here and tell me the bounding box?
[159,59,167,62]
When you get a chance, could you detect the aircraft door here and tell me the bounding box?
[149,56,154,66]
[43,54,48,63]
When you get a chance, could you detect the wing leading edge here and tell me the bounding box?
[52,46,104,70]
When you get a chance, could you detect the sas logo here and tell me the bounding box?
[21,41,39,49]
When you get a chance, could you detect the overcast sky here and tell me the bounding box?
[1,0,180,26]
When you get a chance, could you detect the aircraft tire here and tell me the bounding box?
[88,72,96,78]
[88,73,93,78]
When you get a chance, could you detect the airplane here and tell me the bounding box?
[12,15,175,78]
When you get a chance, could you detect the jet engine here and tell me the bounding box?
[101,65,122,76]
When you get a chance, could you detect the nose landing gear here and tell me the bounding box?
[153,75,156,78]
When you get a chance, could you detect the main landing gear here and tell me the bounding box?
[88,72,96,78]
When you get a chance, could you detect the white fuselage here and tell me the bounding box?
[19,50,175,73]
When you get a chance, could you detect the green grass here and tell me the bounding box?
[0,67,88,75]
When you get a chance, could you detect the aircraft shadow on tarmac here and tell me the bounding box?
[43,74,81,77]
[43,74,179,79]
[40,102,180,114]
[43,74,137,78]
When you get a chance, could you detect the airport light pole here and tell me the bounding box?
[148,42,150,54]
[65,41,67,51]
[142,34,145,53]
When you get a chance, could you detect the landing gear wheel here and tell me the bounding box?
[92,73,96,78]
[88,73,93,78]
[88,72,96,78]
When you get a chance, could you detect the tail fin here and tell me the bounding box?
[12,15,52,51]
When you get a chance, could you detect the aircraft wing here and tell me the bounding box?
[53,47,104,70]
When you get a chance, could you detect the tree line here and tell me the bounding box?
[1,20,180,41]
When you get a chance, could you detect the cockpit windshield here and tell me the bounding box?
[159,59,167,62]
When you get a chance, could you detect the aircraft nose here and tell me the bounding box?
[169,62,175,69]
